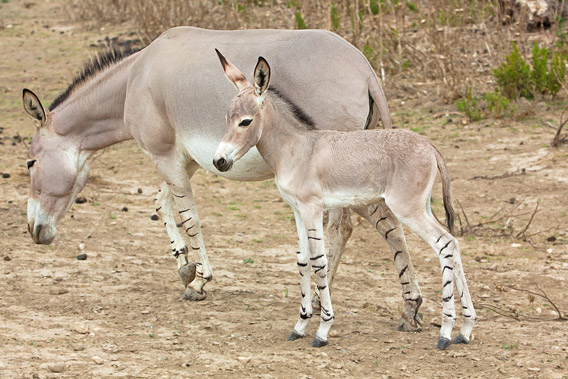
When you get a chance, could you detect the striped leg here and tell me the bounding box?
[450,241,477,344]
[288,210,313,341]
[299,203,334,347]
[354,201,423,331]
[325,208,352,290]
[154,182,196,289]
[387,200,461,350]
[154,158,213,301]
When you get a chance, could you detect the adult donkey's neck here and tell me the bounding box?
[49,50,140,152]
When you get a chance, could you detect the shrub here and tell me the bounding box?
[456,88,483,121]
[493,43,533,99]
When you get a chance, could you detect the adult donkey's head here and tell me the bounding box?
[22,89,90,244]
[213,49,270,173]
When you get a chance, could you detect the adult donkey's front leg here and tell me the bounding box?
[154,158,213,301]
[354,200,423,332]
[154,182,197,289]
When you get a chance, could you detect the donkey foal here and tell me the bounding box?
[212,50,476,349]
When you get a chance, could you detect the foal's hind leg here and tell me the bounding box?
[353,201,423,331]
[387,199,469,350]
[154,182,196,288]
[450,242,477,344]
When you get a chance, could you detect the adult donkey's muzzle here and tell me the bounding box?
[213,157,233,172]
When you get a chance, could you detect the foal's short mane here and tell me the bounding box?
[268,87,316,130]
[49,47,140,111]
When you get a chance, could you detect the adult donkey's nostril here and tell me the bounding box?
[214,157,227,171]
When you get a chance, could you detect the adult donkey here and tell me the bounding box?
[22,26,422,330]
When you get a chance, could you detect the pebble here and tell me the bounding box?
[237,356,251,365]
[3,256,11,261]
[47,362,65,373]
[121,207,128,212]
[75,196,87,204]
[1,173,10,179]
[77,253,88,261]
[73,324,90,334]
[150,214,159,221]
[92,356,104,365]
[137,188,143,194]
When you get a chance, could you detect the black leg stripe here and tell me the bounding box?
[443,294,454,302]
[156,206,162,211]
[313,265,326,273]
[188,233,198,238]
[401,281,410,285]
[443,280,452,288]
[173,194,185,198]
[398,265,408,278]
[317,285,327,291]
[393,250,402,261]
[310,254,324,261]
[179,208,191,214]
[375,216,388,229]
[444,313,454,318]
[436,235,443,244]
[181,217,192,225]
[308,236,321,240]
[385,227,397,239]
[442,265,453,274]
[370,205,380,217]
[297,262,308,267]
[444,254,453,259]
[191,246,200,251]
[186,224,196,231]
[439,240,452,255]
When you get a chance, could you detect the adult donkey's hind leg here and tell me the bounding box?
[154,182,197,288]
[353,201,423,332]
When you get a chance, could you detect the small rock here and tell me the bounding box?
[547,236,556,242]
[79,243,85,250]
[508,197,516,204]
[3,256,11,261]
[137,188,143,194]
[141,310,150,314]
[72,324,90,334]
[237,356,251,365]
[425,307,435,313]
[48,362,65,373]
[75,196,87,204]
[74,345,85,351]
[480,293,490,298]
[527,367,540,372]
[181,362,191,367]
[77,253,88,261]
[2,173,10,179]
[511,243,521,248]
[121,207,128,212]
[92,356,104,365]
[150,214,159,221]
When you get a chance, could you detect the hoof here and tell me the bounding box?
[451,333,469,345]
[396,313,422,332]
[179,262,197,288]
[288,331,304,341]
[312,337,328,348]
[437,337,452,350]
[183,287,207,301]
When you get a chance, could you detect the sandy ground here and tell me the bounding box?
[1,1,567,378]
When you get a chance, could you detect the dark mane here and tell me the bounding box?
[268,87,316,129]
[49,47,140,111]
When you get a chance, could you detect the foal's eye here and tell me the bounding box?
[239,119,253,127]
[27,159,36,169]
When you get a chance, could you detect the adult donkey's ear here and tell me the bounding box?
[215,49,249,92]
[22,89,46,128]
[253,57,270,101]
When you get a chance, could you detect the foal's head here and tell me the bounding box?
[213,49,270,172]
[22,89,90,244]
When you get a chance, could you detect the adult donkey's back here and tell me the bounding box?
[23,27,422,329]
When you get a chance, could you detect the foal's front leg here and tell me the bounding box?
[299,203,334,347]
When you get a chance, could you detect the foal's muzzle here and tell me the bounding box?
[213,157,233,172]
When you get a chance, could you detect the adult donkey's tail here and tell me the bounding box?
[366,71,392,130]
[432,145,456,233]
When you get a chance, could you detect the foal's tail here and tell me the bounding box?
[432,145,456,233]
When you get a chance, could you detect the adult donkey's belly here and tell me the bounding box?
[128,27,382,181]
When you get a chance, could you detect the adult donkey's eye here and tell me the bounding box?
[239,119,252,127]
[27,159,37,169]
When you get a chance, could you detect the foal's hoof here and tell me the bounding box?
[451,334,469,345]
[437,337,452,350]
[311,337,328,348]
[179,262,197,288]
[288,331,304,341]
[183,287,207,301]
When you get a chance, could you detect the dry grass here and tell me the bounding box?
[67,0,568,101]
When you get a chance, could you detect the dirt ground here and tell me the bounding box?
[1,1,567,378]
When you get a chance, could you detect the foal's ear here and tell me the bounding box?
[253,57,270,100]
[215,49,249,92]
[22,89,46,128]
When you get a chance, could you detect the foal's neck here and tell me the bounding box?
[50,54,137,152]
[256,96,315,174]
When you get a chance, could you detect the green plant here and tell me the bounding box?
[493,43,533,99]
[243,257,254,264]
[330,2,340,32]
[484,91,515,118]
[295,10,307,29]
[456,88,483,121]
